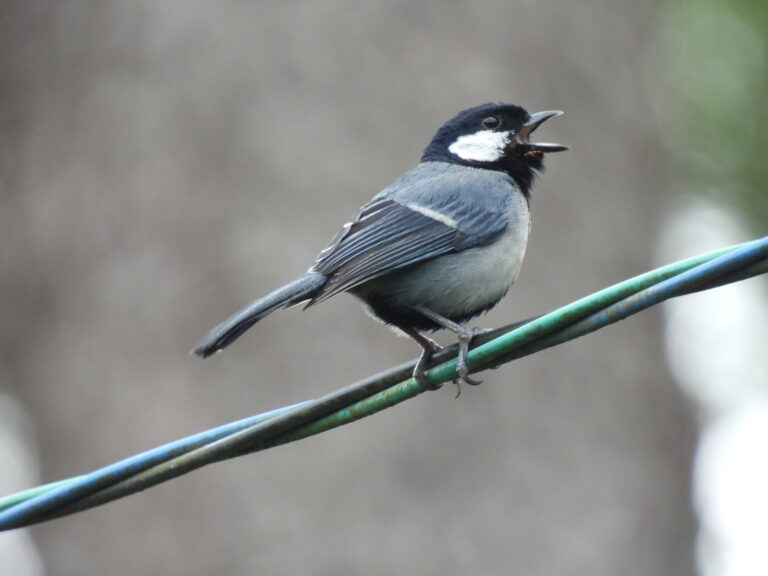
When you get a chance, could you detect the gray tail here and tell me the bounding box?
[192,272,326,358]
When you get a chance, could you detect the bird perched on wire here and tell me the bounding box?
[193,102,566,392]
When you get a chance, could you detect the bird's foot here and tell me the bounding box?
[411,334,443,391]
[455,326,491,388]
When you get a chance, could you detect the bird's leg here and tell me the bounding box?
[413,305,490,388]
[400,327,443,391]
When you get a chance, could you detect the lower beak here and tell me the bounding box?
[517,110,568,153]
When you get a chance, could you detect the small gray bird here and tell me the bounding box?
[194,103,566,390]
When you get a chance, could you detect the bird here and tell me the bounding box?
[193,102,567,392]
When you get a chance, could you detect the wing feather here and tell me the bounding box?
[309,164,515,303]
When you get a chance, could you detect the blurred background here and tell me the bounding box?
[0,1,765,575]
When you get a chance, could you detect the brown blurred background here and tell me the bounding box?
[0,2,700,575]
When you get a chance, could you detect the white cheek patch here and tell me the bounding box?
[448,130,510,162]
[405,203,459,228]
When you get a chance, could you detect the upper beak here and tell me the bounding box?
[517,110,568,152]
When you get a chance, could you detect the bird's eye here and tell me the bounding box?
[481,115,501,130]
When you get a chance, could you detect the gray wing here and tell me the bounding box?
[309,164,515,303]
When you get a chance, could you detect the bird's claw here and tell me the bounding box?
[413,337,443,391]
[454,326,489,389]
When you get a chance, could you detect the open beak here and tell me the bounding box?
[517,110,568,153]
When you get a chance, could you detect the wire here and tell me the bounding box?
[0,236,765,531]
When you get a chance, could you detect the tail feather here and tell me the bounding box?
[193,272,326,357]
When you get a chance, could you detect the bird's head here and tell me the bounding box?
[422,103,567,195]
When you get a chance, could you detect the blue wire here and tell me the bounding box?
[578,236,768,331]
[0,401,309,529]
[0,236,765,531]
